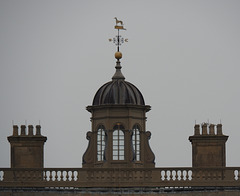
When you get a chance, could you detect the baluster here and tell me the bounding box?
[60,171,64,181]
[160,171,163,181]
[191,170,194,181]
[74,170,77,181]
[170,170,174,181]
[237,170,240,181]
[164,171,167,181]
[168,170,171,181]
[70,170,73,181]
[55,171,59,181]
[76,170,79,181]
[68,171,72,181]
[49,171,53,181]
[53,170,57,181]
[180,170,184,181]
[71,170,74,181]
[186,170,189,181]
[66,171,69,181]
[71,170,75,181]
[188,170,192,180]
[175,170,179,181]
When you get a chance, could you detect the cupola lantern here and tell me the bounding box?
[82,18,155,168]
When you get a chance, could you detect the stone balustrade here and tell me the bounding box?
[1,167,240,188]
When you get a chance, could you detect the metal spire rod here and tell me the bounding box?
[117,29,120,52]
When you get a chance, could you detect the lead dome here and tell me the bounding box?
[92,59,145,106]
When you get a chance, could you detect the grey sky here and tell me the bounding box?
[0,0,240,167]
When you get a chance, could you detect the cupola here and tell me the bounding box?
[82,18,155,168]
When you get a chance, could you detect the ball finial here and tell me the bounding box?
[115,51,122,60]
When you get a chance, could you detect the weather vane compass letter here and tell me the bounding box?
[109,17,128,52]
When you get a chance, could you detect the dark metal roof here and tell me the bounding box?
[92,60,145,106]
[92,80,145,106]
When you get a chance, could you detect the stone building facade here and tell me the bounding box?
[0,22,240,195]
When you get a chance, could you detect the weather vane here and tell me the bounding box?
[109,17,128,52]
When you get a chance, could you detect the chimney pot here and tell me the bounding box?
[194,124,200,135]
[36,125,41,135]
[202,123,208,135]
[217,124,223,135]
[13,125,18,136]
[28,125,33,136]
[209,124,215,135]
[20,125,26,136]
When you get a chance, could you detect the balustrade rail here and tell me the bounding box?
[0,167,240,188]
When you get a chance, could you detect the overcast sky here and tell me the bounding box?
[0,0,240,168]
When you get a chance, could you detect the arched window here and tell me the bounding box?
[113,124,124,160]
[132,125,141,161]
[97,125,106,161]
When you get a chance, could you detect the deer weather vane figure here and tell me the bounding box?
[114,17,124,27]
[109,17,128,52]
